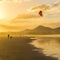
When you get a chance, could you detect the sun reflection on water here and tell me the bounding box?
[31,37,60,60]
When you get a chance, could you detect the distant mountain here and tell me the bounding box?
[30,26,53,34]
[54,27,60,34]
[20,29,31,34]
[20,25,60,35]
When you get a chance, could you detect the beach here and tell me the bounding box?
[0,36,58,60]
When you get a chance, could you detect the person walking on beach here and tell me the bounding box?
[8,34,10,38]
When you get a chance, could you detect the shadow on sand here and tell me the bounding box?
[0,37,58,60]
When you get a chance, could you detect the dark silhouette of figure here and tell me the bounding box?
[8,34,13,39]
[39,11,43,16]
[8,34,10,38]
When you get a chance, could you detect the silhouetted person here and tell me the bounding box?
[39,11,43,16]
[8,34,10,38]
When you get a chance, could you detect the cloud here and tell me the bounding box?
[12,13,39,19]
[0,23,27,32]
[53,2,60,7]
[27,3,60,15]
[29,4,51,12]
[0,0,31,3]
[46,3,60,15]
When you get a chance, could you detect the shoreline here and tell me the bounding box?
[0,36,58,60]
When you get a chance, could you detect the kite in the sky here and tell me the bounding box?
[39,11,43,16]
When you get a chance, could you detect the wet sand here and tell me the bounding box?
[0,37,58,60]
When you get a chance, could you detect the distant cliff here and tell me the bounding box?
[20,26,60,35]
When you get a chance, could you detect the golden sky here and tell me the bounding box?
[0,0,60,32]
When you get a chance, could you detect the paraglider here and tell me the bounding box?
[39,11,43,16]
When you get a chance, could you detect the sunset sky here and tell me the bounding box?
[0,0,60,32]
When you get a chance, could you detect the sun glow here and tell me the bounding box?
[0,13,6,20]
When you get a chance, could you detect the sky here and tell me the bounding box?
[0,0,60,32]
[0,0,60,19]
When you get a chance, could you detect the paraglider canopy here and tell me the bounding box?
[39,11,43,16]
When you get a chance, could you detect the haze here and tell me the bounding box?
[0,0,60,32]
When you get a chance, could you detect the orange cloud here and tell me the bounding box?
[0,0,31,3]
[12,13,39,19]
[31,4,51,11]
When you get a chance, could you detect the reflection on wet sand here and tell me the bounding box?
[31,37,60,60]
[0,37,58,60]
